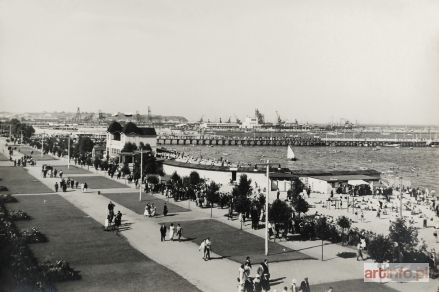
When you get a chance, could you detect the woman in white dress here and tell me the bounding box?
[144,206,150,217]
[169,223,175,241]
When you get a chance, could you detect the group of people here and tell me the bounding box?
[160,223,183,242]
[238,257,270,292]
[144,203,157,217]
[54,178,88,193]
[12,154,36,167]
[237,257,316,292]
[105,201,123,232]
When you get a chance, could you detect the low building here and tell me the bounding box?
[106,121,157,159]
[162,160,381,199]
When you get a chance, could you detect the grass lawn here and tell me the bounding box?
[103,192,189,215]
[174,219,314,264]
[8,194,200,292]
[68,176,127,189]
[16,146,57,161]
[45,165,91,175]
[0,166,53,194]
[309,279,397,292]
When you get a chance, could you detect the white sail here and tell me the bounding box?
[287,145,295,160]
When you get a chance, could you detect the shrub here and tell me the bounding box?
[21,227,48,244]
[368,235,393,262]
[269,199,292,225]
[9,210,31,221]
[40,260,81,282]
[0,194,17,203]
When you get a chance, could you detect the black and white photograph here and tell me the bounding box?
[0,0,438,291]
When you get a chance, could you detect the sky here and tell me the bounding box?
[0,0,438,125]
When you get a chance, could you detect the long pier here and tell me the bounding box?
[157,136,439,147]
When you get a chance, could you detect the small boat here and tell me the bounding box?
[287,145,297,161]
[372,147,381,151]
[384,144,400,148]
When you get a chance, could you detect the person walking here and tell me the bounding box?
[204,237,211,260]
[75,181,79,189]
[54,182,59,192]
[303,277,310,292]
[163,203,168,216]
[257,259,270,292]
[115,211,122,233]
[176,224,182,242]
[169,223,175,241]
[238,264,249,292]
[357,242,364,261]
[291,279,297,292]
[160,224,167,242]
[59,170,63,178]
[83,182,88,192]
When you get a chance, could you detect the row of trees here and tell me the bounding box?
[2,119,35,142]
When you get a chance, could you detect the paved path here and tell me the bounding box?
[3,140,438,291]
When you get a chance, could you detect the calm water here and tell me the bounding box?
[169,145,439,191]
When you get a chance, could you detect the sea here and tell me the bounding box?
[167,145,439,192]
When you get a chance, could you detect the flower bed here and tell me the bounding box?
[9,209,31,221]
[21,227,48,244]
[0,197,80,290]
[41,260,81,282]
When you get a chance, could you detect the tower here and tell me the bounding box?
[75,107,81,123]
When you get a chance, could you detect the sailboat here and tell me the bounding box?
[287,145,297,161]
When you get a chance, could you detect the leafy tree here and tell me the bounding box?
[139,142,152,151]
[232,175,252,197]
[389,219,419,248]
[289,178,305,202]
[206,181,220,206]
[293,197,309,217]
[234,195,251,214]
[268,199,292,225]
[171,172,182,185]
[121,163,130,175]
[337,216,351,231]
[189,171,202,187]
[368,235,393,262]
[337,216,351,244]
[147,176,159,185]
[314,217,331,241]
[121,142,137,153]
[75,136,94,155]
[133,163,140,180]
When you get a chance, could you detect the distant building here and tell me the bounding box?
[106,121,157,159]
[240,117,260,129]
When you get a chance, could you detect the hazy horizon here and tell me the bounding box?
[1,0,438,125]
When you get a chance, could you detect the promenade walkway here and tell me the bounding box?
[3,141,437,291]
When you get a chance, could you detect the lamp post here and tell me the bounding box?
[67,134,70,169]
[254,160,279,256]
[399,176,403,218]
[138,148,143,202]
[41,133,44,157]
